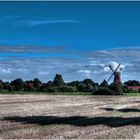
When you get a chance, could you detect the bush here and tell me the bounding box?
[92,87,115,95]
[0,82,3,90]
[67,81,80,89]
[109,83,123,95]
[41,85,78,93]
[45,87,58,93]
[58,85,78,92]
[78,83,87,92]
[100,80,108,87]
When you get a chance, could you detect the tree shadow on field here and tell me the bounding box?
[2,115,140,127]
[133,101,140,103]
[101,107,140,113]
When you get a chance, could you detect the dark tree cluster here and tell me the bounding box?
[123,80,140,93]
[94,80,140,95]
[0,74,96,93]
[0,74,139,95]
[93,80,123,95]
[124,80,140,86]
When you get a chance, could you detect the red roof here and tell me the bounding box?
[127,86,140,90]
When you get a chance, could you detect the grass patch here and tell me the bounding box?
[1,90,140,96]
[124,93,140,96]
[0,90,92,96]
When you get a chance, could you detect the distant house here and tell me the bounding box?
[127,86,140,92]
[27,83,34,89]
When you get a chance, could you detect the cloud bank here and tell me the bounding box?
[14,19,79,27]
[0,15,79,28]
[0,45,139,83]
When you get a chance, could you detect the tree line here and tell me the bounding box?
[0,74,139,94]
[0,74,97,93]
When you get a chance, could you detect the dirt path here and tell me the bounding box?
[0,94,140,139]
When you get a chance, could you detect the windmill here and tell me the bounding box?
[107,63,122,84]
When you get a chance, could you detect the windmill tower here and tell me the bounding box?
[107,63,122,84]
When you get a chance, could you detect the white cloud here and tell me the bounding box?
[38,71,49,75]
[15,19,79,27]
[0,45,65,53]
[78,70,91,74]
[0,67,12,74]
[0,47,140,83]
[17,68,28,72]
[78,69,92,77]
[103,67,110,72]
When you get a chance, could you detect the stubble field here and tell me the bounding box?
[0,94,140,139]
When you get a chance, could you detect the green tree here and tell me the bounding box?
[3,82,13,91]
[114,83,123,95]
[0,80,3,90]
[33,78,41,91]
[67,81,80,89]
[93,87,115,95]
[100,80,108,87]
[39,83,47,92]
[78,82,87,92]
[11,78,24,91]
[53,74,65,86]
[109,83,123,95]
[56,85,78,93]
[83,79,94,85]
[0,82,3,90]
[83,79,95,92]
[124,80,140,86]
[46,81,53,87]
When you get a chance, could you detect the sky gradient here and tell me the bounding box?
[0,1,140,83]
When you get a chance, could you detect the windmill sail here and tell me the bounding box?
[109,65,114,72]
[107,73,114,82]
[107,63,121,83]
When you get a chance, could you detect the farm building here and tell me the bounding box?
[127,86,140,92]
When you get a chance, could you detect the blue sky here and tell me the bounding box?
[0,1,140,83]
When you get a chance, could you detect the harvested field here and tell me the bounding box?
[0,94,140,139]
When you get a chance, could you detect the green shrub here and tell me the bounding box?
[43,85,78,93]
[109,83,123,95]
[0,82,3,90]
[92,87,115,95]
[58,85,78,92]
